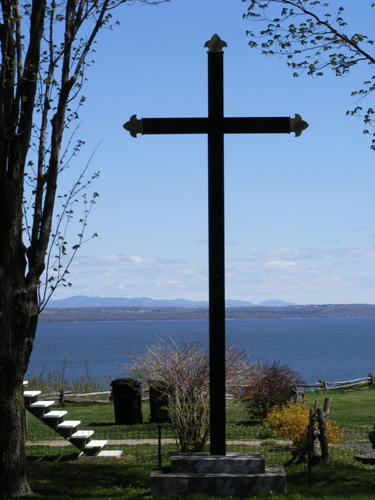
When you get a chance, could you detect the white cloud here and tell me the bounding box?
[129,254,156,265]
[48,245,375,304]
[231,247,329,261]
[338,246,375,259]
[231,245,375,262]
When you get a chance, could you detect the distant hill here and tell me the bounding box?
[46,295,295,309]
[256,300,296,307]
[47,295,209,309]
[39,303,375,322]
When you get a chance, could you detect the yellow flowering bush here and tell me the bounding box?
[265,401,343,450]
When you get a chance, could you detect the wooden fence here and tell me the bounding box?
[42,390,111,403]
[38,373,375,402]
[298,373,374,391]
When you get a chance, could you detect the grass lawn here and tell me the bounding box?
[24,461,375,500]
[304,383,375,427]
[21,384,375,500]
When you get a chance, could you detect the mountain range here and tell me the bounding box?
[46,295,295,309]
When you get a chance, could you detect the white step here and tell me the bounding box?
[30,401,55,408]
[96,450,123,459]
[69,430,95,451]
[43,411,68,428]
[71,430,94,439]
[43,411,68,419]
[57,420,81,429]
[84,439,107,449]
[24,390,41,397]
[56,420,81,438]
[83,440,108,456]
[24,391,42,409]
[78,450,123,460]
[28,400,55,418]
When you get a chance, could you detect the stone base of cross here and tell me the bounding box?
[124,34,308,456]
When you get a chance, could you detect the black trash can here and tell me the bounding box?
[110,378,143,425]
[149,382,171,424]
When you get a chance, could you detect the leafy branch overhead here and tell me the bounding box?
[243,1,375,149]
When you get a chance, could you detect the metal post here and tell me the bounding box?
[208,51,226,456]
[158,424,162,467]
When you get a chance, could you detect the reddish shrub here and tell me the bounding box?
[238,361,304,421]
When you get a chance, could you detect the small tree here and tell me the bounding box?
[128,337,254,452]
[237,361,303,422]
[0,1,167,497]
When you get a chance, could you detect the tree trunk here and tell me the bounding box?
[0,235,38,497]
[0,287,38,497]
[0,371,31,498]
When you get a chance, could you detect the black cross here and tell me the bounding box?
[124,34,308,456]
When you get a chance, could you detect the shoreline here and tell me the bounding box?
[38,304,375,323]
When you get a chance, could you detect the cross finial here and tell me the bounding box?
[124,114,142,138]
[205,34,227,52]
[289,114,309,137]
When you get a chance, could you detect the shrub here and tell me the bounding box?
[237,361,304,422]
[127,336,254,452]
[257,428,275,440]
[265,401,343,451]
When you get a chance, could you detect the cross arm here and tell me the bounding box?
[123,114,308,138]
[123,115,208,137]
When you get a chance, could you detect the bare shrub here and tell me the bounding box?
[128,336,254,452]
[237,361,304,422]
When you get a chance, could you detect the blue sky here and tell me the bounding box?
[49,0,375,305]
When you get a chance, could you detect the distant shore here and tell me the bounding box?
[39,304,375,322]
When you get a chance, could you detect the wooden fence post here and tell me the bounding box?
[317,397,332,460]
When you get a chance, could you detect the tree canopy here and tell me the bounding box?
[243,1,375,149]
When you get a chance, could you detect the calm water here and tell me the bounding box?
[28,318,375,385]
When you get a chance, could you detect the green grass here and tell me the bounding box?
[27,398,259,440]
[304,383,375,425]
[21,384,375,500]
[23,458,375,500]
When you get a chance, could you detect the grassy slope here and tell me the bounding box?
[27,398,250,437]
[304,384,375,425]
[22,386,375,500]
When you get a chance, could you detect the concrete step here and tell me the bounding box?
[69,430,95,450]
[42,411,68,430]
[79,450,123,460]
[150,466,287,497]
[151,453,286,497]
[83,440,108,456]
[24,390,41,397]
[57,420,81,438]
[23,391,42,409]
[28,400,55,419]
[172,452,265,474]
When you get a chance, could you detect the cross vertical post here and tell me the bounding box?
[207,50,226,456]
[123,33,308,458]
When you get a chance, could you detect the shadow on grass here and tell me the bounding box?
[88,422,118,427]
[27,453,79,462]
[27,461,151,498]
[26,461,375,500]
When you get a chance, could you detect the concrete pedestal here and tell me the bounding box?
[150,452,286,497]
